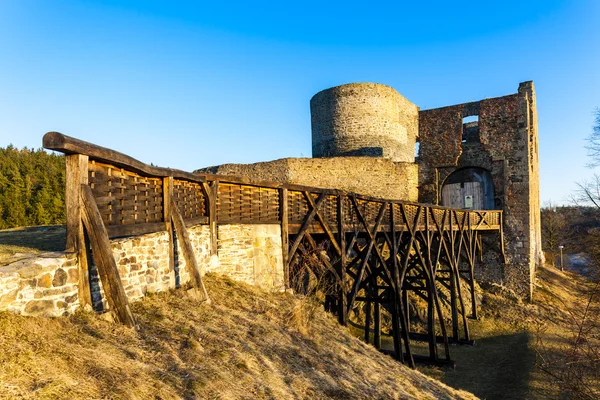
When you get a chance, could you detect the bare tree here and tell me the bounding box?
[585,108,600,168]
[573,174,600,210]
[541,202,571,268]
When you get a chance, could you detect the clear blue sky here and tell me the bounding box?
[1,0,598,205]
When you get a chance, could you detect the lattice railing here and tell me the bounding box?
[43,132,503,244]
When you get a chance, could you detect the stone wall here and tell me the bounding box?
[198,157,419,202]
[417,81,542,298]
[310,83,419,163]
[0,252,80,317]
[0,223,284,317]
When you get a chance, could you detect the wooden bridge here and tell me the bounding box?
[44,132,505,368]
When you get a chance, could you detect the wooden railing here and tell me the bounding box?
[44,132,502,242]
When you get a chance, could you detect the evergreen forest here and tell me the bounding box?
[0,146,65,229]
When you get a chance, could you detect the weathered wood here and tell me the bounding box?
[287,193,326,266]
[303,191,342,256]
[201,182,218,257]
[373,298,381,349]
[164,177,175,288]
[364,300,371,344]
[80,184,136,327]
[65,154,92,307]
[337,195,348,326]
[170,197,211,303]
[184,216,210,227]
[279,188,289,288]
[44,132,207,183]
[106,222,165,239]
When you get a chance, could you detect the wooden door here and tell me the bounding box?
[442,182,483,209]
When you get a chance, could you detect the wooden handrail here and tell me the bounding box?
[43,131,503,215]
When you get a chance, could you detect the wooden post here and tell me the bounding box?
[337,195,348,325]
[364,299,372,344]
[373,298,381,349]
[279,188,289,289]
[170,197,211,303]
[65,154,92,308]
[164,177,175,288]
[80,185,136,327]
[450,261,459,340]
[203,181,218,257]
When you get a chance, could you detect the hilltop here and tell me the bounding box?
[0,273,475,400]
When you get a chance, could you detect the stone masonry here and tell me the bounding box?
[418,82,542,298]
[311,83,418,162]
[0,223,284,317]
[198,157,418,201]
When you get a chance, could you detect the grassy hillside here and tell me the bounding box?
[417,264,600,399]
[0,274,476,400]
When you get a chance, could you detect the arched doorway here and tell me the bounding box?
[441,167,495,210]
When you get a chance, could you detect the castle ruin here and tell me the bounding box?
[198,81,543,298]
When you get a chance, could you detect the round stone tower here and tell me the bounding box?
[310,83,418,162]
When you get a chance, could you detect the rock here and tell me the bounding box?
[52,269,68,287]
[65,293,78,303]
[0,289,18,307]
[37,273,53,288]
[67,268,78,284]
[24,300,55,315]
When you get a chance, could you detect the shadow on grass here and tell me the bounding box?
[0,225,65,252]
[435,332,535,400]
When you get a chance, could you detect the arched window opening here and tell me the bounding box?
[441,167,495,210]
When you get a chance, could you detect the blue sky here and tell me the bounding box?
[1,0,598,204]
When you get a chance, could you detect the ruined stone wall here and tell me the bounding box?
[311,83,419,162]
[0,223,284,316]
[198,157,418,202]
[417,81,542,298]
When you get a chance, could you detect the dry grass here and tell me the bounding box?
[413,264,600,399]
[0,274,476,399]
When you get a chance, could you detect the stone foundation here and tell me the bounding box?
[0,223,284,317]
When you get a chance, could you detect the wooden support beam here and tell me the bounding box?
[164,177,175,288]
[65,154,92,308]
[304,191,342,256]
[80,184,136,327]
[337,195,348,326]
[288,193,326,265]
[364,300,372,344]
[209,182,218,256]
[279,188,289,289]
[373,298,381,350]
[170,197,211,303]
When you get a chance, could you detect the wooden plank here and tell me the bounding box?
[184,216,210,227]
[65,154,92,307]
[170,197,211,303]
[106,222,166,239]
[279,188,289,289]
[80,184,136,327]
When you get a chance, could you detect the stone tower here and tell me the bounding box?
[310,83,418,162]
[417,81,542,298]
